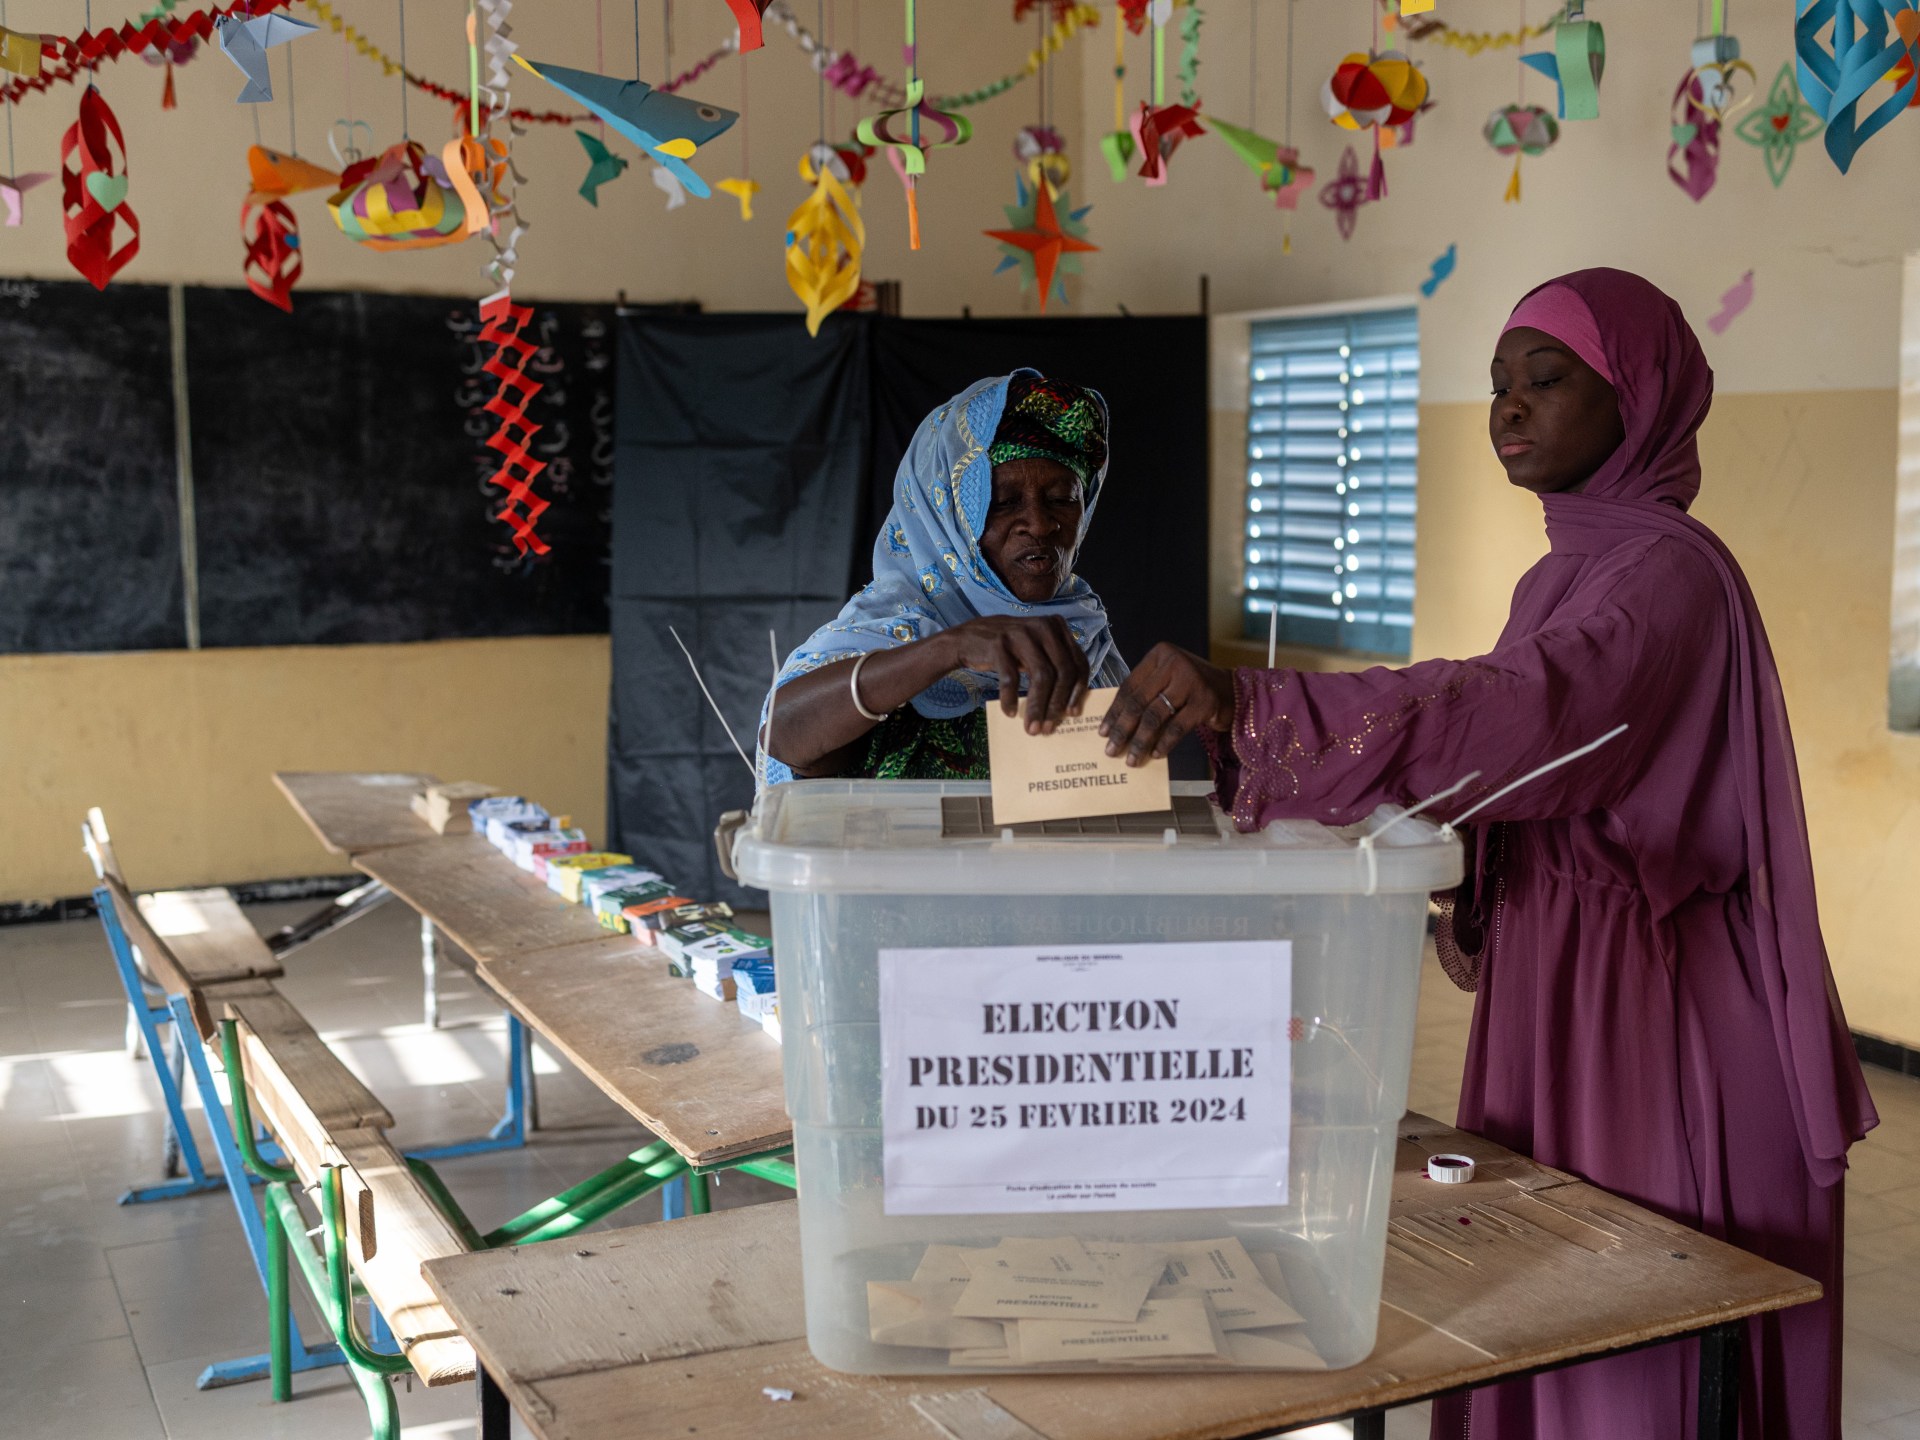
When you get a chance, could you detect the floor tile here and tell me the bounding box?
[0,1334,166,1440]
[1844,1328,1920,1424]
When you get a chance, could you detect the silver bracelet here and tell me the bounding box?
[848,652,891,722]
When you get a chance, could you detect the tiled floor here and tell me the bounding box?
[0,902,1915,1438]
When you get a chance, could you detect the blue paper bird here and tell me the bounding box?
[1420,244,1457,298]
[214,13,317,104]
[575,130,629,206]
[515,55,736,198]
[1520,52,1566,119]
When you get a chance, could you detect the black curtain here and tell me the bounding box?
[610,314,871,905]
[610,311,1209,903]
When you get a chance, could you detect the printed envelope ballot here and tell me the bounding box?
[984,686,1170,825]
[867,1234,1322,1370]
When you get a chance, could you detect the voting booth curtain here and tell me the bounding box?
[611,311,1210,906]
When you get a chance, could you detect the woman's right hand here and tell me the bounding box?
[939,615,1091,734]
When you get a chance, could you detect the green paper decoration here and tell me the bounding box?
[1734,62,1823,187]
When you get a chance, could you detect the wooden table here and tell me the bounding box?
[275,770,441,856]
[425,1113,1819,1440]
[274,772,790,1170]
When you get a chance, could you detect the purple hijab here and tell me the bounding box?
[1503,267,1875,1187]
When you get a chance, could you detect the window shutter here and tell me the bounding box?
[1243,307,1419,658]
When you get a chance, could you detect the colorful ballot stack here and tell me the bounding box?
[734,779,1461,1375]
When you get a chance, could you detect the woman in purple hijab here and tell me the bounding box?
[1102,269,1877,1438]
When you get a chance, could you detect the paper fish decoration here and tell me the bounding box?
[1420,243,1456,298]
[986,174,1095,314]
[786,147,865,336]
[575,129,628,205]
[62,89,139,290]
[1796,0,1919,173]
[513,55,736,199]
[1706,270,1754,335]
[717,176,760,219]
[1734,63,1824,187]
[329,141,470,250]
[214,12,318,104]
[0,171,50,227]
[724,0,775,52]
[246,145,340,201]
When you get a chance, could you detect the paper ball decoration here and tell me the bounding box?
[1483,103,1559,156]
[328,141,469,251]
[1322,50,1429,131]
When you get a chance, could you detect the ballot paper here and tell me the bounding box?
[867,1282,1008,1351]
[984,686,1171,826]
[1014,1296,1219,1364]
[952,1236,1165,1323]
[546,854,632,900]
[1144,1237,1306,1329]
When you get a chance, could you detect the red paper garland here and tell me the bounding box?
[241,198,300,311]
[477,295,551,557]
[2,0,294,106]
[62,89,139,290]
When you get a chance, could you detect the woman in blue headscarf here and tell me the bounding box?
[761,370,1125,784]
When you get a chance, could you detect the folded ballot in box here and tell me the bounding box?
[410,782,496,834]
[733,779,1462,1375]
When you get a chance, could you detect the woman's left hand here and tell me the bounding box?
[1099,644,1235,765]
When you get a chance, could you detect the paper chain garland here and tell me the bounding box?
[62,88,139,290]
[1795,0,1920,173]
[1389,3,1562,56]
[1,0,296,105]
[1734,61,1824,186]
[477,294,551,556]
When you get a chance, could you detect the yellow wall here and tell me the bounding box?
[0,638,610,902]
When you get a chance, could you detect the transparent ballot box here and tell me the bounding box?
[734,780,1461,1375]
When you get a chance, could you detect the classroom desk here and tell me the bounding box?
[424,1112,1819,1440]
[272,774,790,1170]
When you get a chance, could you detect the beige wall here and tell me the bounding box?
[0,638,609,901]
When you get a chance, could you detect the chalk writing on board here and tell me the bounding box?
[0,280,40,309]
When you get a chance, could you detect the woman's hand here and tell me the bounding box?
[943,615,1091,734]
[1099,643,1234,765]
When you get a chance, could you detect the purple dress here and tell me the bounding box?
[1202,271,1876,1439]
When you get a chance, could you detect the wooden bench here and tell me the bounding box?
[214,991,476,1389]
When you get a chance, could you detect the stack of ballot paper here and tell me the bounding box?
[591,879,675,930]
[518,829,591,878]
[544,853,633,901]
[658,919,734,978]
[758,997,781,1042]
[865,1236,1323,1371]
[684,929,770,1001]
[633,901,732,948]
[410,781,496,834]
[732,955,777,1021]
[479,802,549,850]
[579,866,661,909]
[620,891,696,935]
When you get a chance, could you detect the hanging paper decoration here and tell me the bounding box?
[1684,17,1754,125]
[576,129,628,203]
[1014,124,1069,196]
[725,0,775,52]
[475,294,551,555]
[62,89,139,290]
[1483,102,1557,201]
[856,0,972,249]
[1706,269,1754,335]
[1392,5,1553,55]
[985,172,1095,312]
[1206,115,1313,209]
[1401,0,1437,13]
[1101,9,1134,181]
[1796,0,1920,173]
[1667,70,1721,203]
[0,169,47,225]
[213,11,315,103]
[1317,143,1370,240]
[717,176,760,218]
[1420,242,1455,296]
[1014,0,1079,20]
[514,55,737,198]
[1734,62,1823,187]
[652,163,689,209]
[238,145,337,310]
[1518,2,1604,120]
[805,138,872,186]
[1129,100,1204,184]
[0,25,45,77]
[1177,2,1204,107]
[138,35,197,109]
[1321,50,1427,197]
[786,147,864,336]
[328,140,470,249]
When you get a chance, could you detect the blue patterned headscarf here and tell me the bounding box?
[758,370,1120,788]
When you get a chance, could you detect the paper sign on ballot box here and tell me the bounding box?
[878,941,1292,1216]
[984,687,1171,825]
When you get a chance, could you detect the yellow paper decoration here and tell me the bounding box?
[717,176,760,220]
[785,151,865,337]
[303,0,409,77]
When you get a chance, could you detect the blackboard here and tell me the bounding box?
[187,288,614,647]
[0,279,185,652]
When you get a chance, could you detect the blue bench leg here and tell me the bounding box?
[168,994,348,1391]
[407,1012,534,1163]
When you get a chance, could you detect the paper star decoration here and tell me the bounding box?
[1318,144,1370,241]
[515,55,737,198]
[0,171,50,227]
[213,12,317,104]
[1734,62,1824,187]
[717,177,760,220]
[985,174,1095,313]
[575,130,629,205]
